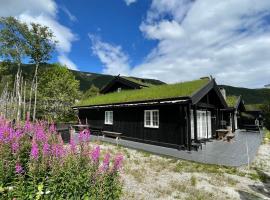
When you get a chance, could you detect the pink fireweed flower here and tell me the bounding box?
[15,163,24,174]
[30,140,39,160]
[101,153,110,171]
[11,141,19,154]
[78,129,91,143]
[42,142,50,157]
[91,146,100,163]
[113,154,124,171]
[49,123,56,133]
[35,125,47,142]
[69,138,77,154]
[51,144,65,158]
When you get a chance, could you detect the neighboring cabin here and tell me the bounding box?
[100,75,157,94]
[225,95,245,131]
[74,76,240,150]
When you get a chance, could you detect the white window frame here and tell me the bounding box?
[104,111,113,125]
[144,110,159,128]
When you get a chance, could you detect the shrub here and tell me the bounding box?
[0,115,123,199]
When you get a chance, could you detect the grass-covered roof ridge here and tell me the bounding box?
[76,78,210,106]
[226,95,239,107]
[121,76,155,87]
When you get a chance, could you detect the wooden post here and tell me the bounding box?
[187,104,191,151]
[193,106,198,142]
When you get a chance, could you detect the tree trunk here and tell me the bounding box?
[32,63,39,121]
[16,64,22,122]
[23,80,26,120]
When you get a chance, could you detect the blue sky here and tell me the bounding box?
[55,0,156,72]
[1,0,270,88]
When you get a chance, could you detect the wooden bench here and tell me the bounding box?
[102,131,122,140]
[191,142,202,151]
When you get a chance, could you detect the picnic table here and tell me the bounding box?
[216,129,229,140]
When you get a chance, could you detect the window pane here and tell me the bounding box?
[145,111,151,126]
[152,111,159,127]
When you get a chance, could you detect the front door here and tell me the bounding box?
[197,110,212,139]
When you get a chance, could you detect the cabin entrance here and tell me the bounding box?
[191,110,212,140]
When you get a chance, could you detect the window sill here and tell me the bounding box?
[144,126,159,129]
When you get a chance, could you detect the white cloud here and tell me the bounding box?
[58,54,78,70]
[0,0,77,70]
[60,5,77,23]
[89,34,130,75]
[124,0,137,6]
[92,0,270,88]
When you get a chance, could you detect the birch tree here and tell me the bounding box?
[0,17,28,121]
[24,23,57,121]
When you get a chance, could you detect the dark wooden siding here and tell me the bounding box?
[78,104,188,148]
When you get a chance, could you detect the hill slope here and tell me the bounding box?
[0,63,165,92]
[220,85,270,105]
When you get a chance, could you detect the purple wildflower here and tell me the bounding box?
[11,141,19,154]
[34,124,47,142]
[15,163,24,174]
[49,123,56,133]
[91,146,100,163]
[101,153,110,171]
[113,154,124,171]
[51,144,65,158]
[69,138,77,154]
[78,129,91,143]
[30,140,39,160]
[42,142,50,156]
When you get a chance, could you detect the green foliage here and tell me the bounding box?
[221,85,270,105]
[82,84,100,99]
[77,79,209,106]
[25,23,56,66]
[261,101,270,130]
[37,63,80,121]
[0,17,28,65]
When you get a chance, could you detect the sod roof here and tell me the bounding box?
[226,96,239,107]
[76,78,210,107]
[121,76,154,87]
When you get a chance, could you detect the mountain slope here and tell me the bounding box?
[0,63,165,92]
[220,85,270,105]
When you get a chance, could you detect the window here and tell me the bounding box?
[104,111,113,125]
[144,110,159,128]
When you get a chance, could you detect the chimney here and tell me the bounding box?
[219,87,226,100]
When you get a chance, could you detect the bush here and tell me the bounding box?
[0,115,123,199]
[261,102,270,130]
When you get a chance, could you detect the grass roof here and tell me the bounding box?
[245,104,263,111]
[226,96,239,107]
[76,78,210,106]
[121,76,155,87]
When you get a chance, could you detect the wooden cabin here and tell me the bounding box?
[73,77,231,150]
[100,75,161,94]
[223,95,245,131]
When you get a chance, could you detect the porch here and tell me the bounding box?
[88,129,262,167]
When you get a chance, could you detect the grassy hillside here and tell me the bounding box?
[220,85,270,105]
[0,63,165,92]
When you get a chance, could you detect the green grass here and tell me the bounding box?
[226,95,239,107]
[245,104,263,111]
[76,78,209,106]
[122,76,155,87]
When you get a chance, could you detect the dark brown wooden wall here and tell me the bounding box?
[78,104,188,148]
